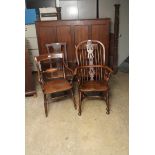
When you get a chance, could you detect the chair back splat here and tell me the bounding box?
[75,40,106,66]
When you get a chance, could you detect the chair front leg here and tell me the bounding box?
[70,89,77,110]
[78,91,82,116]
[106,91,110,114]
[44,94,48,117]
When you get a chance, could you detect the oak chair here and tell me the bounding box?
[34,53,76,117]
[75,40,113,116]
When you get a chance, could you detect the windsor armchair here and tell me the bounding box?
[75,40,113,116]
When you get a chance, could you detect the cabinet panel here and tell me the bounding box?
[92,24,110,64]
[57,26,74,60]
[74,25,89,45]
[37,26,57,54]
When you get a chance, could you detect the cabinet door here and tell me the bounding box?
[25,48,36,96]
[74,25,89,45]
[37,26,57,54]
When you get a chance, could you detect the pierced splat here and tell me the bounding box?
[89,67,95,81]
[86,40,94,60]
[86,40,95,80]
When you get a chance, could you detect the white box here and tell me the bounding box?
[39,7,57,21]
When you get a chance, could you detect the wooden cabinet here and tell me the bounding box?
[25,47,36,96]
[35,19,111,65]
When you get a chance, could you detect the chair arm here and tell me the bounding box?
[37,71,45,87]
[64,63,74,75]
[63,63,74,84]
[102,66,113,82]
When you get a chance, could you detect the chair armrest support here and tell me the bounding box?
[63,62,74,84]
[103,66,113,82]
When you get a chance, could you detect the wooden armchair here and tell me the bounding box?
[34,53,76,117]
[75,40,113,116]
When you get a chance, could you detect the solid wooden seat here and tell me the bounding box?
[43,79,72,94]
[79,80,108,92]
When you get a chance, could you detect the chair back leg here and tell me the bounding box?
[78,91,82,116]
[106,91,110,114]
[44,94,48,117]
[70,89,77,110]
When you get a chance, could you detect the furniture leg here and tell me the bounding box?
[44,94,48,117]
[78,91,82,116]
[70,89,77,109]
[106,91,110,114]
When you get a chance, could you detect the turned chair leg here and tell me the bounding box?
[78,91,82,116]
[106,91,110,114]
[70,89,77,109]
[44,94,48,117]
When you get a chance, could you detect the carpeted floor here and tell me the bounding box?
[25,71,129,155]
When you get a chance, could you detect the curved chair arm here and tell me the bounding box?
[102,66,113,82]
[34,57,45,87]
[63,62,74,84]
[64,62,74,75]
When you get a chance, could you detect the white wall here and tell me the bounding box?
[60,0,96,19]
[99,0,129,65]
[118,0,129,65]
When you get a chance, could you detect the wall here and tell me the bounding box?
[60,0,96,19]
[118,0,129,65]
[99,0,129,65]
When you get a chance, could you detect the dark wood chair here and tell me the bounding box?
[75,40,113,116]
[34,53,76,117]
[44,42,74,81]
